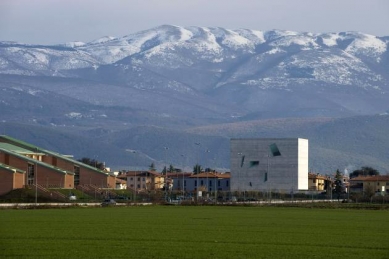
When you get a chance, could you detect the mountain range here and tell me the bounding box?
[1,25,388,174]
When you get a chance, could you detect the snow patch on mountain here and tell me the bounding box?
[270,34,319,48]
[178,27,194,41]
[62,41,86,48]
[235,29,266,45]
[345,34,387,56]
[321,33,339,47]
[90,36,117,45]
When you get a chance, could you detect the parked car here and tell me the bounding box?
[101,199,117,207]
[69,195,77,201]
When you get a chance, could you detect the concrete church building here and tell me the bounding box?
[230,138,308,192]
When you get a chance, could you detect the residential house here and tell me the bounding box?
[170,172,230,193]
[115,178,127,190]
[350,175,389,194]
[308,173,327,191]
[121,171,165,192]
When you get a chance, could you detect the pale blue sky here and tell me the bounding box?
[1,0,388,44]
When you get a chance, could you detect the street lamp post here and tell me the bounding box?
[205,149,210,194]
[164,147,169,201]
[194,142,202,202]
[129,150,137,203]
[35,162,38,205]
[181,154,185,198]
[238,153,244,201]
[134,171,137,204]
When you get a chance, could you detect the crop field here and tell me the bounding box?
[1,206,388,259]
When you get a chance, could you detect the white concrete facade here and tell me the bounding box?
[230,138,308,192]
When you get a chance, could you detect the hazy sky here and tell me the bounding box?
[1,0,388,44]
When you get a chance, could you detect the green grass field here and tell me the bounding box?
[1,206,388,259]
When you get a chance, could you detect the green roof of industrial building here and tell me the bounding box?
[0,135,114,176]
[0,147,74,175]
[0,143,45,155]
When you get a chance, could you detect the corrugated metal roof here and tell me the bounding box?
[0,135,114,176]
[0,143,45,155]
[350,175,389,181]
[0,148,73,175]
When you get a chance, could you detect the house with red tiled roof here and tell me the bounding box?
[308,173,328,191]
[350,175,389,194]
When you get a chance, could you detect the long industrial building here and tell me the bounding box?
[230,138,308,192]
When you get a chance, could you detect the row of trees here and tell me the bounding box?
[149,162,215,175]
[78,157,105,170]
[349,166,379,178]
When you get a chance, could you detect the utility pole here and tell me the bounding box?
[195,143,201,201]
[35,162,38,205]
[164,147,169,202]
[181,154,185,198]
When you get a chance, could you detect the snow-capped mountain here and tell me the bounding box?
[1,25,389,172]
[1,25,387,83]
[1,25,389,119]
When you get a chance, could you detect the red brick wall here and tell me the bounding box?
[1,152,114,189]
[0,170,14,195]
[0,154,72,188]
[42,155,74,171]
[107,175,116,189]
[35,165,71,188]
[79,167,109,187]
[4,154,27,172]
[42,155,113,188]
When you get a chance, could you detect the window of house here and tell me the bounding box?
[313,179,316,184]
[226,180,229,187]
[264,172,268,182]
[130,177,133,181]
[184,180,186,187]
[201,180,203,185]
[142,177,145,181]
[195,180,197,187]
[209,180,212,186]
[137,177,140,182]
[137,184,140,189]
[218,180,221,187]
